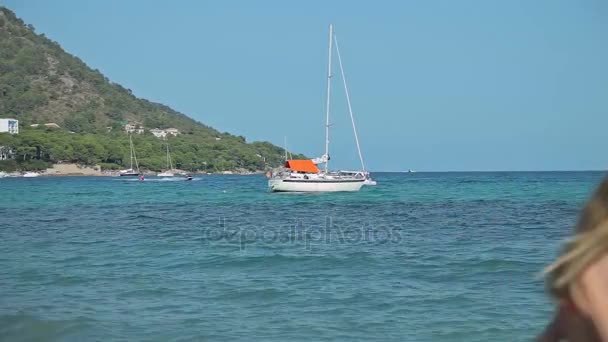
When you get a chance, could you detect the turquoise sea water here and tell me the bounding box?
[0,172,605,341]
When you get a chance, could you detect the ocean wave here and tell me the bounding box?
[0,313,96,341]
[67,191,115,196]
[212,287,289,301]
[208,253,355,269]
[34,217,70,223]
[129,214,166,221]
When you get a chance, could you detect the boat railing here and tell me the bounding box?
[270,168,367,181]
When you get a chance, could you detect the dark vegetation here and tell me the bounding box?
[0,7,303,172]
[0,127,297,172]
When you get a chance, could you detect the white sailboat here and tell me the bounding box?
[157,143,175,177]
[268,24,374,192]
[119,134,140,176]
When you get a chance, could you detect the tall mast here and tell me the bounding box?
[129,134,134,170]
[132,135,140,172]
[284,136,288,161]
[324,24,333,173]
[166,143,170,169]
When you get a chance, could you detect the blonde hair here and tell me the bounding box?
[545,177,608,299]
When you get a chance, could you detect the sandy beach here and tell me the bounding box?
[44,163,106,176]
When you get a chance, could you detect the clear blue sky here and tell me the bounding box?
[3,0,607,171]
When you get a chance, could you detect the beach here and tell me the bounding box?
[44,163,106,176]
[0,163,264,177]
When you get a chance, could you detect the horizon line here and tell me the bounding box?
[367,169,607,173]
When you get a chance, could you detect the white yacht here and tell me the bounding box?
[268,24,375,192]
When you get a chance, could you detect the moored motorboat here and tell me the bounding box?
[22,172,40,178]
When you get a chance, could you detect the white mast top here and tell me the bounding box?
[324,24,333,173]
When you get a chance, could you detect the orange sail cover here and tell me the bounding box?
[285,159,319,173]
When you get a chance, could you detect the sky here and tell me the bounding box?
[2,0,607,171]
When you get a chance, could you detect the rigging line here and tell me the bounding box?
[334,34,366,171]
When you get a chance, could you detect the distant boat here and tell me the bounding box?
[157,143,175,177]
[267,24,373,192]
[22,172,40,178]
[408,169,416,173]
[119,134,140,176]
[0,171,7,178]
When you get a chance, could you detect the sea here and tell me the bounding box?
[0,171,605,341]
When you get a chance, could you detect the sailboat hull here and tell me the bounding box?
[119,168,139,176]
[268,178,364,192]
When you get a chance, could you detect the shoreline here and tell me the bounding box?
[0,163,266,177]
[0,171,266,177]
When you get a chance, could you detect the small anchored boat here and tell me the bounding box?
[22,172,40,178]
[157,143,175,177]
[119,135,141,176]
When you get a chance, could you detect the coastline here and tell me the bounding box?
[0,163,265,177]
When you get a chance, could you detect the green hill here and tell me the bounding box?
[0,6,303,172]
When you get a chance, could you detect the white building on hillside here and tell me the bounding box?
[124,123,144,134]
[0,118,18,134]
[149,128,180,139]
[165,128,180,136]
[150,128,167,138]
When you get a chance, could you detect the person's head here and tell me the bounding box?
[538,176,608,341]
[545,177,608,299]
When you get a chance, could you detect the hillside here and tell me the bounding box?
[0,6,303,172]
